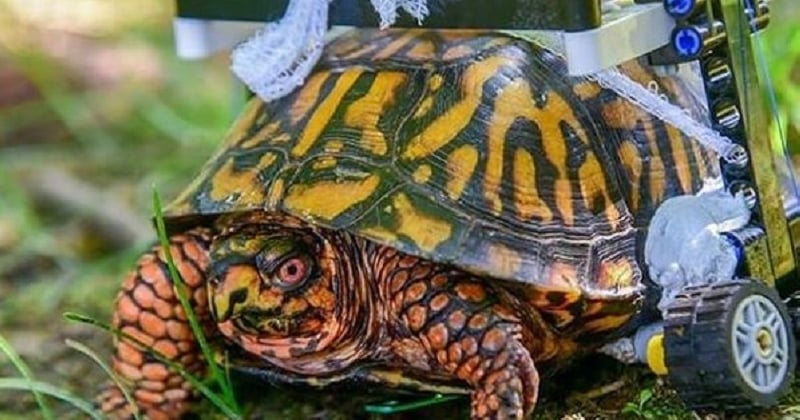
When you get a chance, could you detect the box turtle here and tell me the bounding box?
[99,28,719,419]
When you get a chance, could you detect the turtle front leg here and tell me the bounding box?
[390,264,539,419]
[98,229,213,419]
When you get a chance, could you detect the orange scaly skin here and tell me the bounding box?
[101,213,549,419]
[99,230,213,419]
[379,249,540,418]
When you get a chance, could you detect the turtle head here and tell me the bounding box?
[209,228,330,336]
[207,212,374,373]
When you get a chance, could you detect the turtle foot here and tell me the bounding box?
[467,338,539,420]
[99,229,213,419]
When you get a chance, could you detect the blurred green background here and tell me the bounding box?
[0,0,798,418]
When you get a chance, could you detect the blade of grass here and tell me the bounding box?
[0,334,54,420]
[223,350,235,400]
[0,377,101,419]
[63,312,240,419]
[151,186,239,412]
[363,394,462,414]
[64,339,142,420]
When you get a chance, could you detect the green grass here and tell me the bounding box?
[64,338,141,420]
[50,183,245,418]
[0,378,101,419]
[63,311,241,419]
[151,187,241,418]
[764,0,800,154]
[0,333,53,419]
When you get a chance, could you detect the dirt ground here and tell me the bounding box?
[1,0,800,419]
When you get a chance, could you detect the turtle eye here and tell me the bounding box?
[274,255,312,289]
[253,234,318,290]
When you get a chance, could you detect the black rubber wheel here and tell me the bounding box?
[664,279,796,411]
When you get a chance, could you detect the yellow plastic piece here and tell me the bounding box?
[646,333,668,376]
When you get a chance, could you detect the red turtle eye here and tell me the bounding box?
[276,256,310,288]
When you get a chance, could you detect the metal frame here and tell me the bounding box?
[676,0,798,292]
[173,2,678,76]
[174,0,602,30]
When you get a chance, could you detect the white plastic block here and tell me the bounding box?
[173,18,263,60]
[558,3,675,75]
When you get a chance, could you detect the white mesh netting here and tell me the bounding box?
[370,0,429,28]
[588,68,744,163]
[230,0,332,101]
[507,30,742,164]
[231,0,429,101]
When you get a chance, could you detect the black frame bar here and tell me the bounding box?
[174,0,603,31]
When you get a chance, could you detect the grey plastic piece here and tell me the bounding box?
[633,322,665,364]
[598,337,638,364]
[645,181,751,314]
[598,322,664,365]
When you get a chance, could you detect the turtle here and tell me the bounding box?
[98,28,719,419]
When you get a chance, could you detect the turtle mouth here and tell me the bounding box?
[234,308,315,336]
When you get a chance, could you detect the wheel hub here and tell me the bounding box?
[755,327,774,358]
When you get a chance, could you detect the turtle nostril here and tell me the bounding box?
[230,288,248,306]
[230,288,248,303]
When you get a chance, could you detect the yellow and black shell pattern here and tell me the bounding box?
[165,29,719,300]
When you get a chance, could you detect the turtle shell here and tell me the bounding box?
[165,29,718,298]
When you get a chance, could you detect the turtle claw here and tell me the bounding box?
[98,381,192,420]
[97,383,138,420]
[467,340,539,420]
